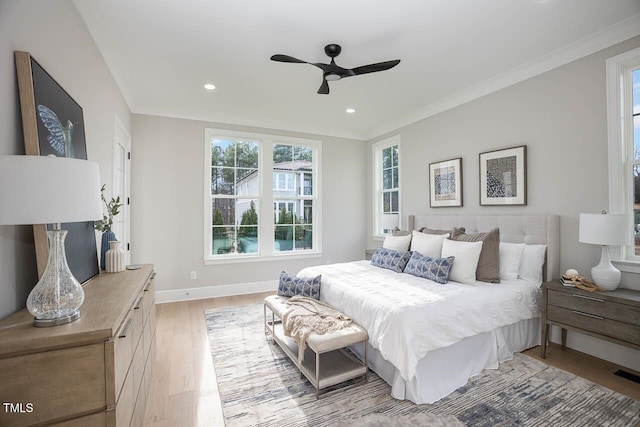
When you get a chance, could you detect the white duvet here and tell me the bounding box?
[298,260,541,382]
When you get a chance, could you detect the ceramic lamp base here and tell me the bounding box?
[591,246,621,291]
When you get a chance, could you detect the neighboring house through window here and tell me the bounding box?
[607,46,640,265]
[205,128,321,261]
[373,135,401,237]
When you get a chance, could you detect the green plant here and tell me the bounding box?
[94,184,123,233]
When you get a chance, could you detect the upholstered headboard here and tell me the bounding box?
[408,214,560,282]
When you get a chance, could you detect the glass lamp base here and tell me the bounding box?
[33,310,80,327]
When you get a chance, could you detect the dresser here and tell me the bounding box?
[541,280,640,358]
[0,265,156,427]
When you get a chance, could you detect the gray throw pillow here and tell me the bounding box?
[419,227,463,235]
[450,227,500,283]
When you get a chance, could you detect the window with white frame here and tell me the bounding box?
[205,129,321,261]
[373,136,401,237]
[606,47,640,262]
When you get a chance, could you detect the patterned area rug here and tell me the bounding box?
[205,303,640,426]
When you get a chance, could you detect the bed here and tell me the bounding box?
[298,214,560,404]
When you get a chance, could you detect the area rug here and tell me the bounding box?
[205,303,640,426]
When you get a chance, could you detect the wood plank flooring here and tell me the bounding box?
[143,292,639,426]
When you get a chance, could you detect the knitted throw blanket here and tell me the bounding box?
[282,295,352,364]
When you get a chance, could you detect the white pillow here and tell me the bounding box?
[441,239,483,284]
[519,244,547,287]
[410,230,450,258]
[499,242,526,281]
[383,234,412,252]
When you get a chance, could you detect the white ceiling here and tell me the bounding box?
[74,0,640,140]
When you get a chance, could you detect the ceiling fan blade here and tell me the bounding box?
[350,59,401,76]
[270,54,308,64]
[317,80,329,95]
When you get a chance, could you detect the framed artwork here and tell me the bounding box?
[429,157,463,207]
[479,145,527,206]
[15,51,99,284]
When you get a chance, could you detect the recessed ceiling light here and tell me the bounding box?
[203,83,216,91]
[346,108,356,114]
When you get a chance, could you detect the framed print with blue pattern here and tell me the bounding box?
[429,157,462,207]
[479,145,527,206]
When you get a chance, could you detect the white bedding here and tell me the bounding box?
[299,260,541,382]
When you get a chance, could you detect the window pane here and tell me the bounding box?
[383,169,393,190]
[237,199,258,227]
[392,167,398,189]
[211,167,234,195]
[295,225,313,250]
[633,69,640,159]
[273,144,293,163]
[236,168,257,194]
[211,139,235,167]
[382,147,392,168]
[212,198,234,225]
[274,225,294,251]
[274,204,294,224]
[391,191,399,213]
[294,146,313,162]
[392,145,399,167]
[237,226,258,253]
[383,192,391,213]
[303,201,313,224]
[213,226,235,255]
[303,173,313,196]
[236,141,259,168]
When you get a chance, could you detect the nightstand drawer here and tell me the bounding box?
[547,305,640,346]
[548,289,640,325]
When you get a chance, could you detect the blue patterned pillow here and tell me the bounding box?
[404,251,455,284]
[277,271,321,300]
[370,247,412,273]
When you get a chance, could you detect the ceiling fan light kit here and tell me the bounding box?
[270,43,400,94]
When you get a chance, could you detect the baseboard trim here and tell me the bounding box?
[155,280,277,304]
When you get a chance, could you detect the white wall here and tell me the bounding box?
[365,35,640,371]
[0,0,131,319]
[130,114,366,299]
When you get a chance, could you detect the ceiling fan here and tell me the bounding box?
[270,44,401,95]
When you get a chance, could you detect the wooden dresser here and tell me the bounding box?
[541,280,640,358]
[0,265,156,427]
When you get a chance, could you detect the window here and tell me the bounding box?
[606,47,640,264]
[373,135,401,237]
[205,129,321,261]
[273,144,314,252]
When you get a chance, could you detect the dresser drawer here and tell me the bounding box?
[547,305,640,346]
[548,289,640,324]
[0,344,106,427]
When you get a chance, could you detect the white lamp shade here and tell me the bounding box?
[579,213,631,246]
[0,155,102,225]
[380,214,399,231]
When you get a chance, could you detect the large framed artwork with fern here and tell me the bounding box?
[15,51,99,283]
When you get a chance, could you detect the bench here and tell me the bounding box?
[263,295,368,398]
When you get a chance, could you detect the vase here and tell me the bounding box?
[100,231,116,270]
[105,240,126,273]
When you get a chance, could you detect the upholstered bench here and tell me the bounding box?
[263,295,368,398]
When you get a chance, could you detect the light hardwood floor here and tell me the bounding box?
[142,292,640,426]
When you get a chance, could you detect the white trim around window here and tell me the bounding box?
[372,135,401,239]
[203,128,322,264]
[606,46,640,270]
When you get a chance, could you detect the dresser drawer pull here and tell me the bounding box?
[134,297,143,310]
[571,310,604,320]
[144,281,152,292]
[571,294,604,303]
[118,318,133,338]
[151,271,156,280]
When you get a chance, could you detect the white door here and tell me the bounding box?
[112,115,131,264]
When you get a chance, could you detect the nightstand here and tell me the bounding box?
[541,280,640,358]
[365,249,377,260]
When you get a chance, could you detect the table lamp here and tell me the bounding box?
[380,213,399,235]
[579,212,631,291]
[0,155,102,326]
